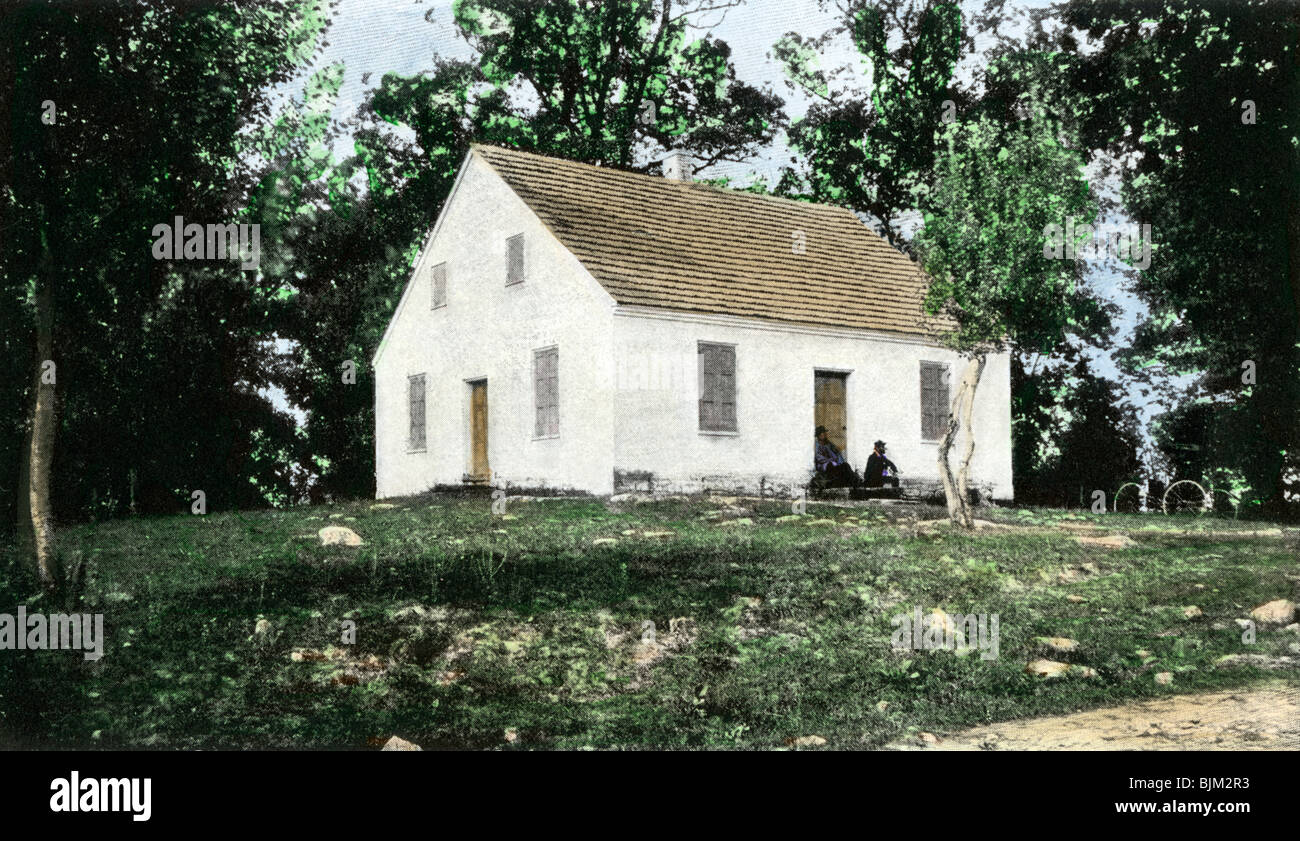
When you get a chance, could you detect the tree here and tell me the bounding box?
[914,94,1111,526]
[1013,354,1142,507]
[775,0,967,247]
[1057,0,1300,516]
[1,0,330,589]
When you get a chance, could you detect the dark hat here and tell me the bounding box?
[815,425,827,435]
[874,440,886,448]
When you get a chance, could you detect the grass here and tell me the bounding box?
[1,495,1296,750]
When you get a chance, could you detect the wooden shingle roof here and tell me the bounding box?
[473,144,954,338]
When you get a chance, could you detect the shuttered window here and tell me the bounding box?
[408,374,427,450]
[506,233,524,285]
[431,262,447,309]
[920,361,949,441]
[698,342,737,432]
[534,347,559,437]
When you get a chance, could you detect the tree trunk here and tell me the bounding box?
[936,367,970,526]
[21,243,57,592]
[937,354,987,529]
[953,354,988,528]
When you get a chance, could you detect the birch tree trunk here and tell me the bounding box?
[953,354,988,528]
[936,354,987,529]
[936,368,969,526]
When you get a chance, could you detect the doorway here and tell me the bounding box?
[468,379,489,480]
[814,371,848,458]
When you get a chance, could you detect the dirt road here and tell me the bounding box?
[894,685,1300,750]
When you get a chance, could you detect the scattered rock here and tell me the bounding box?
[788,735,827,748]
[504,728,519,744]
[806,518,836,526]
[1155,672,1174,686]
[1066,594,1085,603]
[917,732,940,744]
[370,503,396,510]
[319,525,364,547]
[1284,623,1300,634]
[1250,599,1296,626]
[1235,618,1255,630]
[717,517,753,527]
[1025,659,1072,678]
[381,735,422,751]
[1075,534,1136,549]
[1214,653,1298,671]
[775,514,805,523]
[876,700,890,712]
[1036,636,1078,652]
[642,530,675,539]
[592,537,619,546]
[1183,606,1203,619]
[290,648,344,663]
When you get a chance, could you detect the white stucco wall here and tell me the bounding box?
[375,152,1015,502]
[609,308,1014,500]
[374,152,617,498]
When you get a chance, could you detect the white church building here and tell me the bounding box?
[373,144,1013,500]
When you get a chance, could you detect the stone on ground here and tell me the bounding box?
[319,525,363,546]
[1250,599,1296,626]
[381,735,422,751]
[1075,534,1136,549]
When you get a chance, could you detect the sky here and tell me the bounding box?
[269,0,1172,459]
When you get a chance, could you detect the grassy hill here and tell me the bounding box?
[2,495,1297,749]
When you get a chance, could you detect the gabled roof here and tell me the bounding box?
[472,144,954,338]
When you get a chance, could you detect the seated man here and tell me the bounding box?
[863,440,900,488]
[814,426,860,488]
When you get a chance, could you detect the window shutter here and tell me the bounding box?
[534,347,558,436]
[506,234,524,285]
[431,262,447,309]
[920,362,948,440]
[408,374,427,450]
[698,343,737,432]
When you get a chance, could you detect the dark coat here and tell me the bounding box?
[864,452,898,485]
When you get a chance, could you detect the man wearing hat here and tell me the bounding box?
[814,426,860,488]
[864,441,901,489]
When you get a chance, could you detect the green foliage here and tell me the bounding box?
[1013,355,1143,506]
[914,101,1108,355]
[0,0,332,523]
[1058,0,1300,511]
[779,0,965,246]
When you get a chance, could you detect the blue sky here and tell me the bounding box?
[272,0,1174,462]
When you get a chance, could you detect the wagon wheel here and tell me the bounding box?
[1162,479,1209,515]
[1112,482,1144,513]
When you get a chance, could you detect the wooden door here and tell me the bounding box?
[469,380,489,479]
[814,372,848,456]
